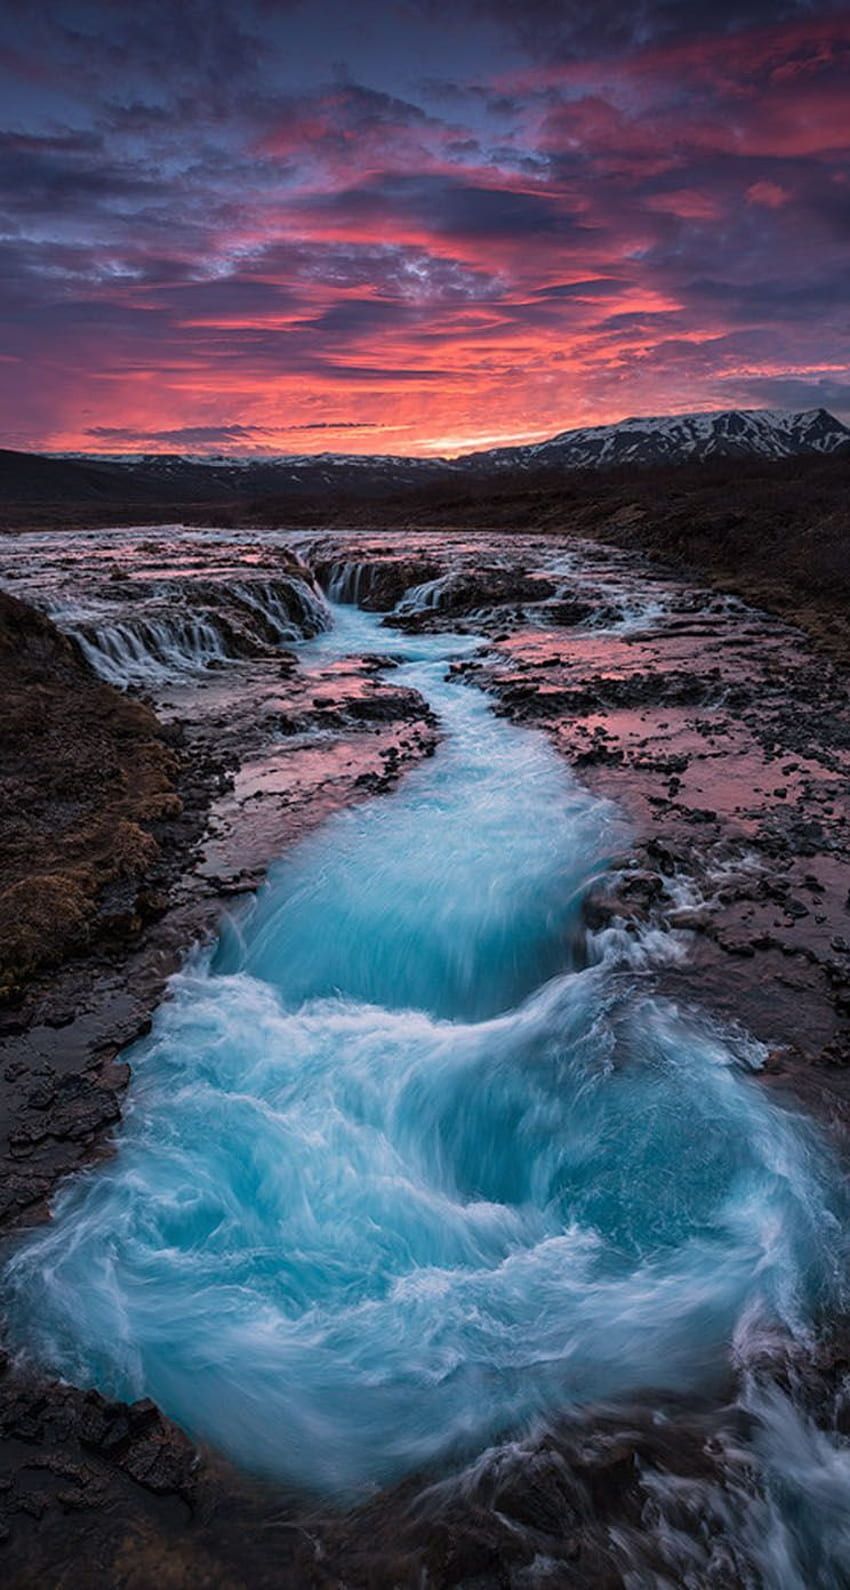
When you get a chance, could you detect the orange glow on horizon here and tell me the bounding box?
[2,8,847,455]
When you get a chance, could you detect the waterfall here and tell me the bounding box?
[55,573,331,687]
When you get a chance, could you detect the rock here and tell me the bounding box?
[346,688,436,726]
[492,1451,581,1537]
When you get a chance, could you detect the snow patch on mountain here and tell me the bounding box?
[476,408,850,472]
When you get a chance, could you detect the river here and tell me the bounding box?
[5,589,850,1583]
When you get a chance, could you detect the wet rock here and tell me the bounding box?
[314,556,441,611]
[719,935,757,958]
[545,597,617,628]
[491,1450,582,1537]
[0,590,184,1002]
[620,869,666,907]
[346,688,435,725]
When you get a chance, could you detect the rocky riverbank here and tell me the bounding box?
[0,540,438,1238]
[5,453,846,664]
[1,525,849,1587]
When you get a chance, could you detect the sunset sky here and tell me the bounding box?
[1,1,848,456]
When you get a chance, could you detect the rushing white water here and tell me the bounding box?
[28,572,332,688]
[5,599,850,1576]
[73,610,232,685]
[396,572,454,614]
[322,558,375,604]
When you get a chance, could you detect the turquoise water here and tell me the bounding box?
[4,604,849,1530]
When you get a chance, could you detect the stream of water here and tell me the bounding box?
[5,597,850,1581]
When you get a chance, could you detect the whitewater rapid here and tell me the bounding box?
[5,598,850,1578]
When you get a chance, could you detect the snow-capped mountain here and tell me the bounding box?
[471,408,850,473]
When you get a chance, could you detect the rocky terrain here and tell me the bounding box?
[305,534,850,1082]
[0,588,182,1006]
[0,585,209,1234]
[358,454,850,669]
[0,524,848,1586]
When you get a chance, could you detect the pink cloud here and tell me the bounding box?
[747,180,792,208]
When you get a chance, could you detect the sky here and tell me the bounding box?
[0,0,848,457]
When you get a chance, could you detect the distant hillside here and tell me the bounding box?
[2,407,848,515]
[0,446,449,506]
[0,448,170,506]
[473,407,850,472]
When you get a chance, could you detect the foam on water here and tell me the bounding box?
[28,572,331,688]
[73,611,232,685]
[5,601,850,1568]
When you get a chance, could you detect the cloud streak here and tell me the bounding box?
[0,0,847,452]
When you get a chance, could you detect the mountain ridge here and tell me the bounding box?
[48,406,850,473]
[2,406,849,512]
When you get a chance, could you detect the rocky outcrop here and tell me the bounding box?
[395,567,557,623]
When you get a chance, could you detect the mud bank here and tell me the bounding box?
[1,526,849,1588]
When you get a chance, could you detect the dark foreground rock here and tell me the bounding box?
[0,588,218,1233]
[4,1346,848,1589]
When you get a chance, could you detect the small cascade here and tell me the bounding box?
[323,559,372,604]
[73,612,228,686]
[228,575,330,641]
[308,553,443,612]
[395,573,457,614]
[55,572,330,688]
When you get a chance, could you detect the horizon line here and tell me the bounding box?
[15,402,846,464]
